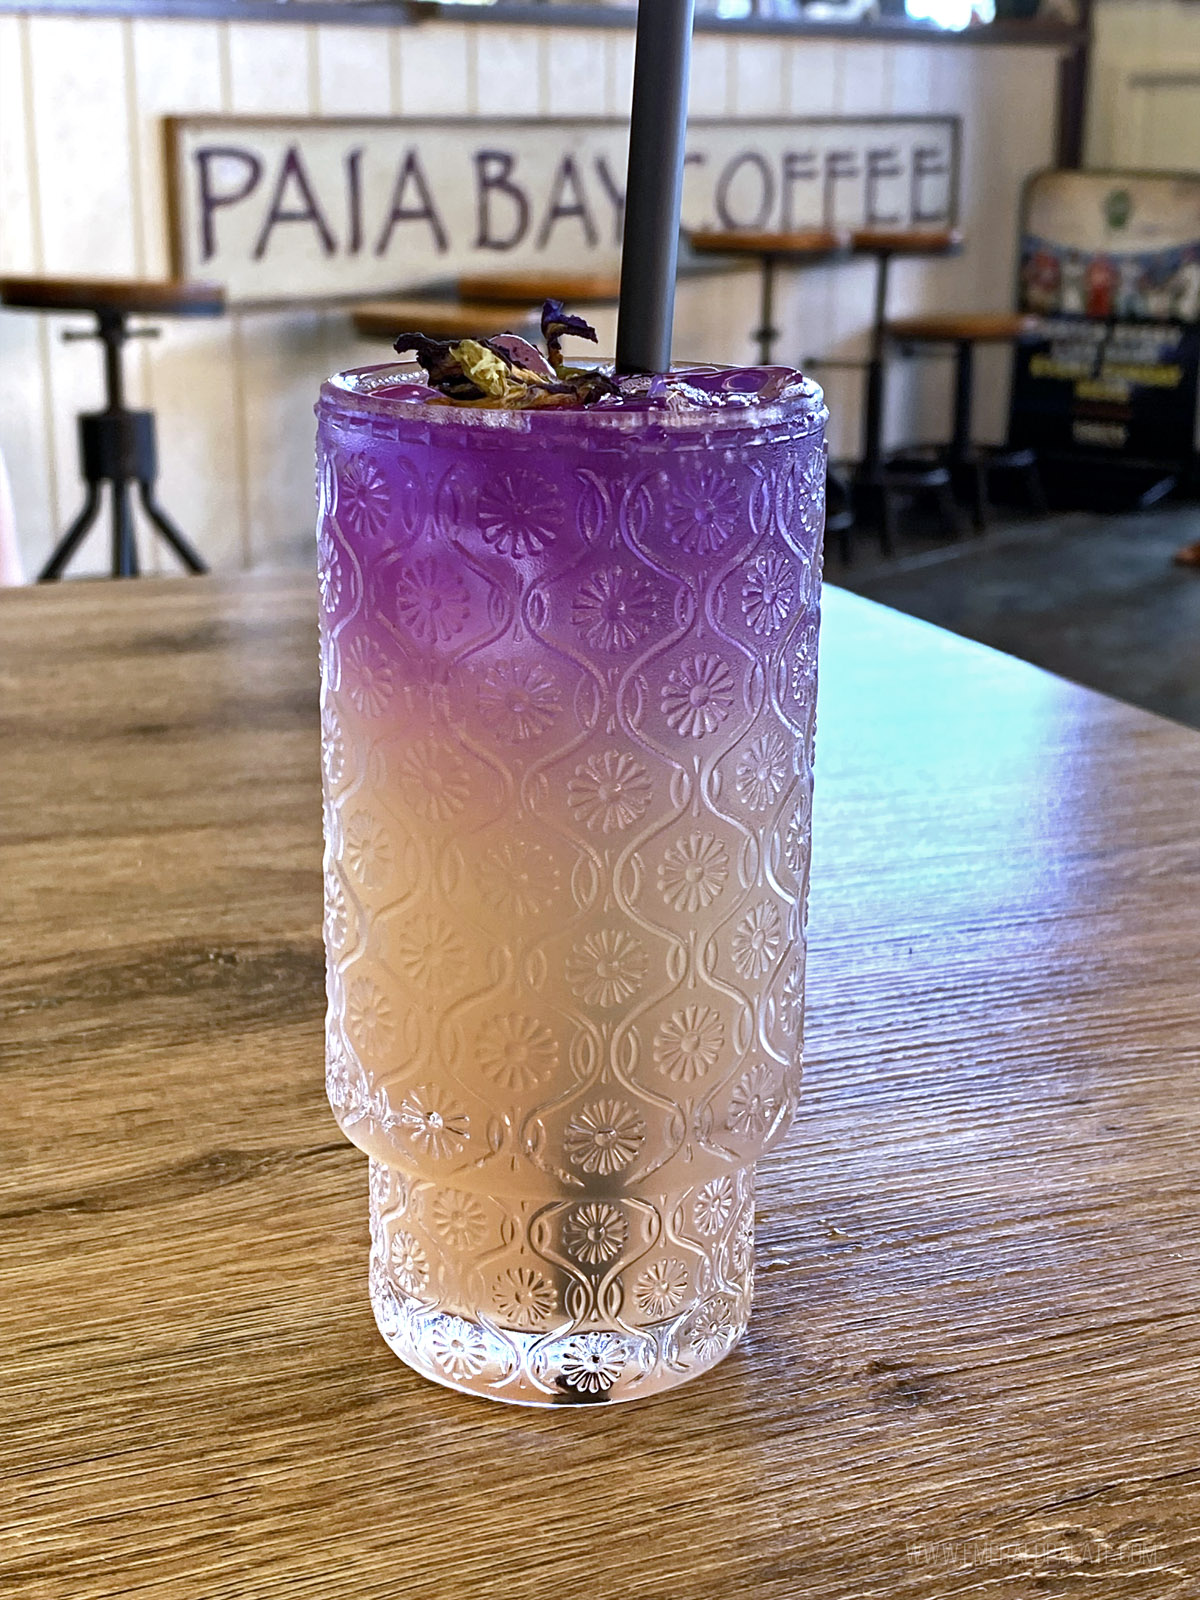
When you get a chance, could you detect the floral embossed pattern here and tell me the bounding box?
[741,551,794,636]
[394,556,470,644]
[653,1005,725,1083]
[567,750,652,833]
[657,832,730,912]
[478,661,561,742]
[661,654,736,737]
[571,566,656,653]
[665,466,741,555]
[318,365,825,1403]
[477,470,563,558]
[566,929,647,1008]
[476,1014,558,1091]
[564,1100,646,1175]
[338,453,390,539]
[368,1160,756,1404]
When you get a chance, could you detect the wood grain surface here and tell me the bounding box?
[2,574,1198,1600]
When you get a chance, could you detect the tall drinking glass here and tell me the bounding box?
[316,363,826,1405]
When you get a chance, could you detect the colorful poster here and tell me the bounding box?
[1010,170,1200,468]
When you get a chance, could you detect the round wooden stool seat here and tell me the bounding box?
[851,228,963,258]
[352,298,541,343]
[457,271,621,306]
[887,311,1038,345]
[689,228,849,261]
[0,275,224,318]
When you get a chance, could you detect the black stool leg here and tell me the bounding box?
[113,479,139,578]
[138,481,208,574]
[879,487,898,557]
[754,254,778,366]
[1025,458,1050,517]
[936,478,964,541]
[972,458,989,533]
[861,253,891,479]
[37,482,103,581]
[949,339,974,473]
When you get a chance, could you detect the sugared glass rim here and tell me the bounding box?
[319,361,828,439]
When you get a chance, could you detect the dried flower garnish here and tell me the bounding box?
[541,298,599,371]
[393,304,614,409]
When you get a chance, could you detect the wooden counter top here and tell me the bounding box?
[1,574,1197,1598]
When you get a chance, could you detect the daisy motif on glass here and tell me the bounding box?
[731,1212,755,1275]
[657,831,730,912]
[694,1176,735,1236]
[343,810,391,890]
[689,1296,735,1359]
[661,654,736,738]
[559,1332,627,1394]
[346,977,394,1054]
[735,730,791,812]
[652,1005,725,1083]
[477,840,559,918]
[571,565,656,653]
[564,1201,627,1265]
[393,914,465,991]
[428,1315,488,1381]
[566,929,647,1008]
[478,661,561,742]
[492,1266,556,1330]
[338,453,390,540]
[323,871,349,952]
[730,901,783,980]
[791,617,821,696]
[395,1086,469,1159]
[779,957,805,1037]
[317,529,342,614]
[476,1013,558,1091]
[567,750,652,833]
[783,795,811,876]
[326,1032,369,1123]
[665,466,741,555]
[740,551,795,637]
[799,443,828,538]
[430,1189,488,1252]
[477,469,563,558]
[564,1099,646,1176]
[343,637,393,717]
[389,1229,429,1296]
[634,1258,690,1320]
[394,556,471,644]
[725,1064,779,1142]
[396,737,469,823]
[320,705,345,786]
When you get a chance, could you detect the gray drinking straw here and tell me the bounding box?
[615,0,696,376]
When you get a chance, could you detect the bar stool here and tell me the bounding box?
[852,228,965,554]
[688,228,855,550]
[352,297,541,344]
[885,311,1046,530]
[0,276,224,581]
[687,229,849,365]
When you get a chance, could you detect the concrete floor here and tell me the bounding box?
[828,503,1200,731]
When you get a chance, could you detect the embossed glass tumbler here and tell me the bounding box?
[316,363,826,1405]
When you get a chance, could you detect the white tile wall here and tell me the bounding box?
[0,15,1064,579]
[1089,0,1200,170]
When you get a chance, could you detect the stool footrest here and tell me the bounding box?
[79,410,157,484]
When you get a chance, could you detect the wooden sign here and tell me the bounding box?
[165,115,960,306]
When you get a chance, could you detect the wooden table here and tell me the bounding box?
[3,575,1198,1599]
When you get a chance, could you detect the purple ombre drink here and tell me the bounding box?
[317,361,826,1404]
